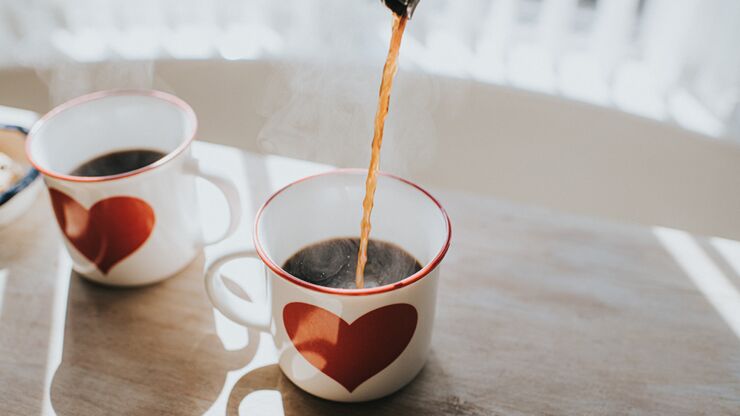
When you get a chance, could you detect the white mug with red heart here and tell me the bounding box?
[206,170,451,402]
[26,90,241,286]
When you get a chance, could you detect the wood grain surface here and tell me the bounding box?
[1,142,739,415]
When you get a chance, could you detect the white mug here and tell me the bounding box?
[26,90,241,286]
[206,170,451,402]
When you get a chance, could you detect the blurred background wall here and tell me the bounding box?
[0,0,739,141]
[1,0,739,239]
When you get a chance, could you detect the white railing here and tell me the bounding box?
[1,0,738,139]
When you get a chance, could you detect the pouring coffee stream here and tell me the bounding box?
[354,1,418,288]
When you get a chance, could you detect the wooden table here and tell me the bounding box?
[2,142,739,415]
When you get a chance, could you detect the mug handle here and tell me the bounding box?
[205,250,272,332]
[188,160,242,246]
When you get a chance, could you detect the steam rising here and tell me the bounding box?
[37,60,156,106]
[254,2,441,174]
[257,61,440,175]
[33,0,442,176]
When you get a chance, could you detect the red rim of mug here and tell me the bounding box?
[25,89,198,183]
[253,169,452,296]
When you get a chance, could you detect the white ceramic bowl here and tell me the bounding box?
[0,107,42,227]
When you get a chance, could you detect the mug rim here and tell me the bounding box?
[25,89,198,183]
[253,169,452,297]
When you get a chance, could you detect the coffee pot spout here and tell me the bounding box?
[382,0,420,19]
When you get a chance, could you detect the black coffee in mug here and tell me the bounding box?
[282,238,422,289]
[70,149,166,177]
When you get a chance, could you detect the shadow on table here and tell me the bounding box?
[226,352,486,415]
[50,253,260,415]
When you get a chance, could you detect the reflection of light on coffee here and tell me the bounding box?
[654,227,740,339]
[41,248,72,416]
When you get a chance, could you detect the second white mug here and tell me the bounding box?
[26,90,241,286]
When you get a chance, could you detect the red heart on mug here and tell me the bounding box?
[49,188,155,274]
[283,302,417,392]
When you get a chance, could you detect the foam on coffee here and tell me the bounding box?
[283,238,422,289]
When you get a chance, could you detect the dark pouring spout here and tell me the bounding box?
[382,0,420,19]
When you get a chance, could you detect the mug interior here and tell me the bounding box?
[27,91,196,178]
[256,170,451,294]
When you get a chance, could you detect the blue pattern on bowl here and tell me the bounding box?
[0,124,40,205]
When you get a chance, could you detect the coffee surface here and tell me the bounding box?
[283,238,422,289]
[70,149,165,177]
